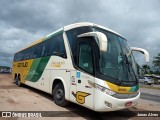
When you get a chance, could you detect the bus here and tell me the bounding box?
[12,22,149,111]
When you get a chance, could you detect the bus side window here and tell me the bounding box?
[58,35,67,58]
[49,37,58,55]
[78,43,93,74]
[29,47,34,59]
[38,45,42,58]
[33,44,42,58]
[33,46,38,58]
[21,51,25,60]
[43,40,50,57]
[41,43,46,57]
[26,48,31,59]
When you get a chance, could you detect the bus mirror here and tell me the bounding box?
[77,32,108,52]
[131,47,149,62]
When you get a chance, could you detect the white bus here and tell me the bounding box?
[12,22,149,111]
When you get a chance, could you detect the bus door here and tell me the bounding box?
[75,39,95,109]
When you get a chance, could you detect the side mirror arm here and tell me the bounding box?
[131,47,149,62]
[77,32,108,52]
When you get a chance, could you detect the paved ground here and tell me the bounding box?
[140,93,160,102]
[0,74,160,120]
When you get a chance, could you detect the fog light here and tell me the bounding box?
[104,101,112,108]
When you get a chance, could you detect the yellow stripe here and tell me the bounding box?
[16,37,45,53]
[106,81,132,94]
[12,59,34,83]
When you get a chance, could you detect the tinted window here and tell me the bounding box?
[78,43,93,74]
[59,35,66,58]
[145,76,152,79]
[49,37,58,55]
[14,32,66,62]
[49,34,66,58]
[33,44,42,58]
[66,26,91,64]
[41,40,50,57]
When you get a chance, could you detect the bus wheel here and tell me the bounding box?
[53,83,68,107]
[15,77,22,87]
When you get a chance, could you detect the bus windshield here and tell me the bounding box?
[93,28,138,83]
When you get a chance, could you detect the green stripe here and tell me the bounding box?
[43,30,63,41]
[25,56,50,82]
[129,84,139,92]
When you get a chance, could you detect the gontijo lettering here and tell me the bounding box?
[17,62,28,67]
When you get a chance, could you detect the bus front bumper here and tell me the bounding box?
[93,91,140,112]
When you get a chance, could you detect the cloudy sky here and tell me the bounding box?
[0,0,160,67]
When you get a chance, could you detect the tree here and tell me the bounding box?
[141,64,150,74]
[153,53,160,71]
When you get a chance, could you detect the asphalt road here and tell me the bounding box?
[140,93,160,102]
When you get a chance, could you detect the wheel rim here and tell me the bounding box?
[55,89,63,100]
[18,79,20,85]
[16,78,19,85]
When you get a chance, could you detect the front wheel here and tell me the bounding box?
[53,83,68,107]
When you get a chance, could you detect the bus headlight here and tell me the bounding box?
[94,83,116,96]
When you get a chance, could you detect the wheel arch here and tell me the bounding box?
[51,77,69,100]
[14,73,18,80]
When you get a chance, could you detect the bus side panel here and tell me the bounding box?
[12,59,34,83]
[50,69,71,100]
[48,56,73,99]
[24,57,50,89]
[37,69,51,93]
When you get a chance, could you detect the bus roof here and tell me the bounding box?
[16,22,124,53]
[64,22,124,38]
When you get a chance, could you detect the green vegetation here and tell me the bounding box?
[141,64,150,74]
[153,53,160,75]
[0,66,10,70]
[139,53,160,75]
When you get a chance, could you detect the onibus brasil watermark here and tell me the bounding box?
[1,112,42,117]
[0,111,159,117]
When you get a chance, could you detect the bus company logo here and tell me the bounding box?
[72,91,90,104]
[118,88,127,92]
[51,61,65,68]
[17,62,28,67]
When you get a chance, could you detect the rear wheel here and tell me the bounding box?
[53,83,68,107]
[15,76,22,87]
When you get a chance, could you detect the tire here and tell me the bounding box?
[15,76,22,87]
[53,83,68,107]
[144,81,148,85]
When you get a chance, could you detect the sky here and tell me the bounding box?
[0,0,160,67]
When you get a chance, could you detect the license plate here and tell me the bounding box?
[125,101,132,107]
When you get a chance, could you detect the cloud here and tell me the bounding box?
[0,0,160,67]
